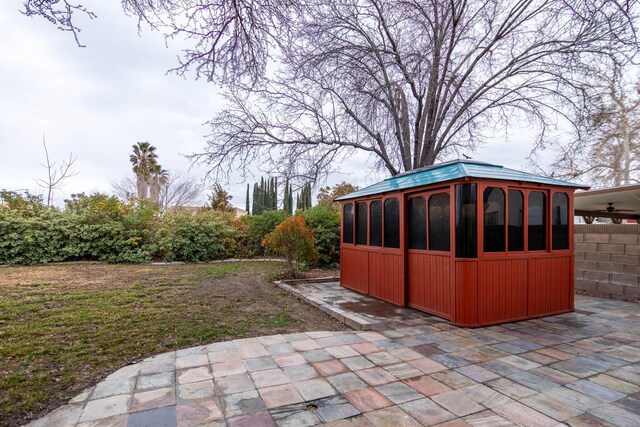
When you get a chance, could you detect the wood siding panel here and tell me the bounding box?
[340,247,369,294]
[407,253,452,319]
[478,259,527,324]
[528,257,572,316]
[453,261,478,326]
[369,252,403,305]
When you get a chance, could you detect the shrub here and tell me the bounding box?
[0,193,161,264]
[0,190,45,213]
[301,204,341,268]
[155,210,238,262]
[262,216,317,276]
[63,194,160,263]
[246,210,287,255]
[0,209,71,264]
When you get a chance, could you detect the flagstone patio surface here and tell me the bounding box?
[28,286,640,427]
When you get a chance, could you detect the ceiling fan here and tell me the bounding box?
[581,202,636,224]
[599,202,635,213]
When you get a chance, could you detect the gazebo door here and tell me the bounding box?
[407,190,453,320]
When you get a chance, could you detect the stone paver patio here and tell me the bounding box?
[276,280,430,330]
[28,283,640,427]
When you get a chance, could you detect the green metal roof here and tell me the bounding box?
[336,160,587,201]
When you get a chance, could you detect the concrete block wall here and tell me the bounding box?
[574,224,640,300]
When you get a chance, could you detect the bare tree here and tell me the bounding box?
[35,135,77,207]
[159,171,203,209]
[542,61,640,187]
[111,177,137,200]
[112,171,203,210]
[196,0,639,181]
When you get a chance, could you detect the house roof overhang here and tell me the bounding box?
[574,184,640,220]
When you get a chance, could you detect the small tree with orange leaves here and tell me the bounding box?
[262,216,317,277]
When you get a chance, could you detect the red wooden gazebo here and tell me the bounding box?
[337,160,587,327]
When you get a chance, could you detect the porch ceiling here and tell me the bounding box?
[575,184,640,219]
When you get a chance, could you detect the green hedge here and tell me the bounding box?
[155,211,239,262]
[0,192,341,266]
[0,193,239,264]
[300,204,341,268]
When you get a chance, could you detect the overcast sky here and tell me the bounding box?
[0,3,536,209]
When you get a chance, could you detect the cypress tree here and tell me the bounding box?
[260,176,266,214]
[306,183,311,209]
[299,184,306,210]
[273,177,278,210]
[269,177,274,210]
[253,182,257,215]
[263,178,267,212]
[303,184,308,210]
[283,180,293,214]
[297,182,313,210]
[283,181,288,213]
[251,183,257,215]
[245,183,250,214]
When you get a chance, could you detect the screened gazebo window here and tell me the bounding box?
[408,197,426,249]
[483,187,505,252]
[384,198,400,248]
[429,193,450,251]
[369,200,382,246]
[528,192,547,251]
[508,190,524,251]
[355,202,368,245]
[343,203,354,244]
[552,193,569,250]
[455,184,477,258]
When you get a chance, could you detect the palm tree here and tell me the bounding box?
[149,164,169,205]
[129,142,158,199]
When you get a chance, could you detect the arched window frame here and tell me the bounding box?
[483,187,506,253]
[383,197,401,249]
[369,199,383,247]
[355,202,368,245]
[407,189,452,253]
[342,202,354,244]
[551,191,570,251]
[478,184,573,255]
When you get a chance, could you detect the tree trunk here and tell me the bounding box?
[136,175,147,199]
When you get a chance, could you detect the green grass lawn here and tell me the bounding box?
[0,262,342,426]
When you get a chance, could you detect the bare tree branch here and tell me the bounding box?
[112,170,204,209]
[34,135,78,207]
[22,0,96,47]
[195,0,639,181]
[540,60,640,187]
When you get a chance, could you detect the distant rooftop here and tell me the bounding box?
[336,160,587,201]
